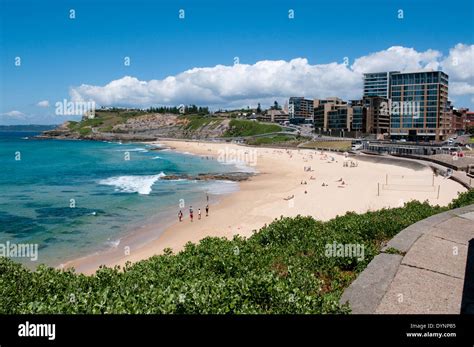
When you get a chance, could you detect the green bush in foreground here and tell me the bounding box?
[0,190,472,314]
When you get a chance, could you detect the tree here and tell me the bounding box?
[256,103,262,114]
[271,100,281,110]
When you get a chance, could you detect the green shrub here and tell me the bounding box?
[78,127,92,136]
[448,189,474,209]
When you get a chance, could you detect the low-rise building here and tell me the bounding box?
[449,107,468,134]
[466,111,474,129]
[362,96,390,136]
[289,97,314,124]
[313,97,347,131]
[259,109,289,123]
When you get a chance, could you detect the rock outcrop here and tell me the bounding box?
[38,112,231,141]
[161,172,254,182]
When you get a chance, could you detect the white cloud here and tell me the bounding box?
[351,46,441,74]
[441,43,474,81]
[440,44,474,97]
[2,110,25,118]
[450,82,474,96]
[70,44,474,109]
[70,60,362,108]
[37,100,50,107]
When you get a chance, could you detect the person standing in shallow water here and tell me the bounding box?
[205,204,209,217]
[189,206,193,222]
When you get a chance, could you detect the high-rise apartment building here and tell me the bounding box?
[363,70,450,140]
[389,71,449,140]
[363,71,399,98]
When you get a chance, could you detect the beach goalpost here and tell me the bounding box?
[378,173,440,198]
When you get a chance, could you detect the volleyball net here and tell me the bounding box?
[378,174,439,197]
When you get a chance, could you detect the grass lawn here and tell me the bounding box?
[182,115,223,130]
[246,135,301,146]
[300,140,352,151]
[224,119,282,137]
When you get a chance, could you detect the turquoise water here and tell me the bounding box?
[0,132,241,267]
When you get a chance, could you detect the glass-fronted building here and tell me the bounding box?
[363,71,399,98]
[313,106,325,129]
[289,97,314,124]
[389,71,449,140]
[327,107,349,130]
[351,105,364,131]
[313,98,347,130]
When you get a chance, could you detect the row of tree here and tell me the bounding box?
[99,102,283,116]
[146,105,209,115]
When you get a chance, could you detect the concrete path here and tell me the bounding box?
[341,204,474,314]
[389,154,473,189]
[357,153,473,189]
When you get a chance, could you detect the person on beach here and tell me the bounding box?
[178,210,183,222]
[205,204,209,217]
[198,208,201,220]
[190,206,194,222]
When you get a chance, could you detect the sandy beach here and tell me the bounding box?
[64,140,467,274]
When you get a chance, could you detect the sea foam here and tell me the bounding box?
[115,147,149,152]
[99,172,166,195]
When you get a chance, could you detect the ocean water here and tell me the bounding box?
[0,132,242,268]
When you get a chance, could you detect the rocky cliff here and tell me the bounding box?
[38,112,231,141]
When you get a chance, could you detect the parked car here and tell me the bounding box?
[351,140,363,150]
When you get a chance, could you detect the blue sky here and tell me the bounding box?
[0,0,473,124]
